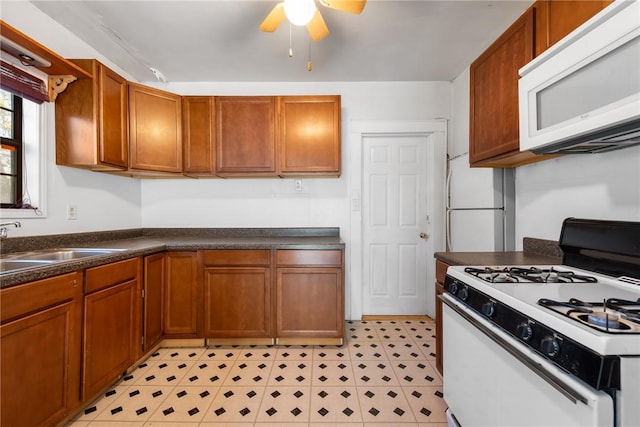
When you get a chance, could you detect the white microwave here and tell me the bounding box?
[518,0,640,154]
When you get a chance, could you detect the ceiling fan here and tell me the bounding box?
[259,0,367,41]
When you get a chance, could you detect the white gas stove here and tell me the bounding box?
[446,265,640,355]
[441,219,640,427]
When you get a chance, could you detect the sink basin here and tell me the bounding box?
[0,248,126,275]
[17,248,124,261]
[0,259,55,273]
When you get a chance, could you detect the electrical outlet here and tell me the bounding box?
[67,204,77,220]
[294,179,303,192]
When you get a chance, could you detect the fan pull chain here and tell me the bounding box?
[308,37,313,71]
[289,22,293,57]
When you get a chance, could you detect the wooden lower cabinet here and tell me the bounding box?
[82,258,141,400]
[164,252,200,336]
[202,250,272,340]
[0,272,83,427]
[143,253,165,351]
[275,250,344,344]
[435,259,449,375]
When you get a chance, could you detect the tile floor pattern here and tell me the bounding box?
[67,319,447,427]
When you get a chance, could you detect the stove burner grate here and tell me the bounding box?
[538,297,640,333]
[464,266,599,284]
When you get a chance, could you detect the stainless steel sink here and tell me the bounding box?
[0,248,126,275]
[16,248,123,261]
[0,259,55,273]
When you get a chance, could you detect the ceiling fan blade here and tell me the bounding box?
[319,0,366,14]
[307,10,330,41]
[259,2,286,32]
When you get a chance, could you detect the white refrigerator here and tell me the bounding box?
[446,154,515,252]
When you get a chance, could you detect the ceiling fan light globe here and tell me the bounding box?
[284,0,317,26]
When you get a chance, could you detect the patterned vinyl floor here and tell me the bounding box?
[66,319,447,426]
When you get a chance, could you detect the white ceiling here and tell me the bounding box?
[31,0,532,83]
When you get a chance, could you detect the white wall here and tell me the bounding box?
[450,68,471,159]
[514,146,640,244]
[1,0,142,237]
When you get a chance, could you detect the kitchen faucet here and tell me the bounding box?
[0,221,21,238]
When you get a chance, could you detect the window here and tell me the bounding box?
[1,88,23,208]
[0,88,46,218]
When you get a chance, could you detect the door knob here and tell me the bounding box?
[420,232,429,239]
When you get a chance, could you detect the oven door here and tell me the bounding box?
[441,294,614,427]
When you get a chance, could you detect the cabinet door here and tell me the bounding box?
[276,267,343,340]
[535,0,612,54]
[469,8,534,165]
[204,267,272,338]
[1,273,82,427]
[129,82,183,173]
[183,96,215,175]
[278,95,341,176]
[56,59,127,170]
[99,64,128,167]
[215,96,276,176]
[83,279,139,400]
[144,253,165,351]
[165,252,200,336]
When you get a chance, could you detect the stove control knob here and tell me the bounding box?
[540,336,560,358]
[516,322,533,341]
[481,301,496,318]
[447,281,459,295]
[458,286,470,301]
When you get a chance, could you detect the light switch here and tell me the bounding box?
[67,204,77,220]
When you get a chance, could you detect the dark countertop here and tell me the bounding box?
[434,237,563,267]
[0,229,345,289]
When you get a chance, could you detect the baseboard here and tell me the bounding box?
[361,314,433,321]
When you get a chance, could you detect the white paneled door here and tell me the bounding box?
[362,134,430,315]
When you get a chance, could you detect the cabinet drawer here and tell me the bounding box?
[202,249,270,266]
[277,250,342,266]
[85,258,139,293]
[0,272,82,323]
[436,260,449,285]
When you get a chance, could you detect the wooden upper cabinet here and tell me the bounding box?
[56,59,128,170]
[468,1,609,168]
[183,96,215,176]
[278,95,341,176]
[469,8,534,167]
[535,0,612,55]
[128,83,183,174]
[216,96,277,176]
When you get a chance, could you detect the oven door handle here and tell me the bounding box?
[441,296,589,405]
